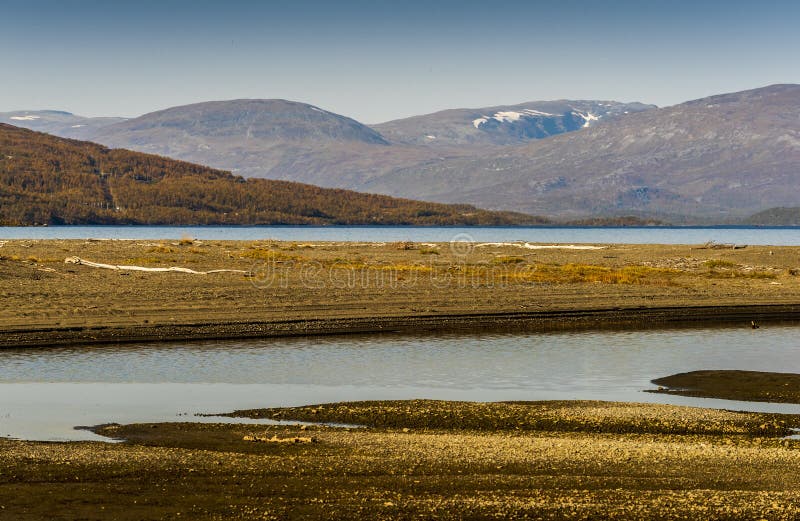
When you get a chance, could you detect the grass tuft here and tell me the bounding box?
[492,255,525,265]
[704,260,737,269]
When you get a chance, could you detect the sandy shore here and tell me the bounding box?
[2,400,800,520]
[1,239,800,346]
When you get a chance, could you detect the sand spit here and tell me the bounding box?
[1,240,800,347]
[3,400,800,519]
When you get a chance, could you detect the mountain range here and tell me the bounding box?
[0,99,657,191]
[363,85,800,222]
[4,84,798,223]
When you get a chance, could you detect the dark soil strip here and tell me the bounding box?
[650,370,800,404]
[2,303,800,348]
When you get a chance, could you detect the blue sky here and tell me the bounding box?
[1,0,798,122]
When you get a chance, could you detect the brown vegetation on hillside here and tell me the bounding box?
[0,123,544,226]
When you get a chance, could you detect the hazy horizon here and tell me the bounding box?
[2,0,799,123]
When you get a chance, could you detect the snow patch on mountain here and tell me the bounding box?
[472,117,488,128]
[573,111,600,128]
[473,109,559,128]
[10,115,40,121]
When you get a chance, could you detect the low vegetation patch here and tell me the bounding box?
[491,255,525,265]
[701,259,778,279]
[704,268,778,279]
[438,263,680,286]
[238,248,306,262]
[147,243,176,254]
[526,264,680,285]
[704,259,737,269]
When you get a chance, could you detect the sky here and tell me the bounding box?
[1,0,799,123]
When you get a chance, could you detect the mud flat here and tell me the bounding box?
[1,239,800,347]
[651,370,800,404]
[2,400,800,520]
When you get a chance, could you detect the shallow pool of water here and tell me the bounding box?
[1,324,800,441]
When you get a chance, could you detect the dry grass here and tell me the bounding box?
[0,254,59,263]
[147,243,176,254]
[491,255,525,265]
[445,263,681,286]
[706,271,778,280]
[327,260,433,273]
[523,264,680,285]
[701,259,778,279]
[704,260,738,269]
[238,248,306,262]
[124,257,173,266]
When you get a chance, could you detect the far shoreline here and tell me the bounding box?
[4,223,800,229]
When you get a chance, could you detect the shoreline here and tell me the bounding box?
[3,303,800,348]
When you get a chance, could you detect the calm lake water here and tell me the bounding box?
[2,324,800,442]
[1,225,800,245]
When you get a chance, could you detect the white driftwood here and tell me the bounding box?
[476,242,606,250]
[64,257,250,275]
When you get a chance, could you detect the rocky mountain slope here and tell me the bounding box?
[372,100,654,146]
[361,85,800,222]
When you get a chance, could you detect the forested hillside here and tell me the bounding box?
[743,207,800,226]
[0,124,544,226]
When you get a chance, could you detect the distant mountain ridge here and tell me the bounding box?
[0,110,126,140]
[76,97,656,196]
[373,100,655,146]
[97,99,388,144]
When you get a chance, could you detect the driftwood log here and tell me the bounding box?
[64,257,251,275]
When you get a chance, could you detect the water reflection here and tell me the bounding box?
[1,324,799,441]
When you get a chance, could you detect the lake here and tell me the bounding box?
[1,225,800,245]
[2,324,800,442]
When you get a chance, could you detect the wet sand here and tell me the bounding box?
[2,400,800,520]
[2,239,800,347]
